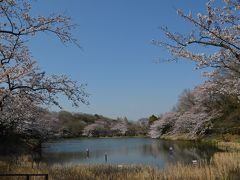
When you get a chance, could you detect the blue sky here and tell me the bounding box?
[28,0,210,120]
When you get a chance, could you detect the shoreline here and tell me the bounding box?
[1,135,239,179]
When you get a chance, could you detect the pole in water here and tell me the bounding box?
[86,148,89,158]
[105,153,107,163]
[169,147,173,155]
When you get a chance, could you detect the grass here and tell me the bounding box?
[160,133,198,141]
[217,141,240,152]
[0,151,240,180]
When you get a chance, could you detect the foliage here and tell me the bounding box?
[148,114,158,124]
[55,112,149,137]
[82,120,110,137]
[153,0,240,99]
[150,0,240,139]
[177,89,195,112]
[110,120,128,136]
[0,0,88,140]
[149,112,179,138]
[149,85,221,139]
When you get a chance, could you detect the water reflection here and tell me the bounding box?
[139,140,220,166]
[40,138,221,168]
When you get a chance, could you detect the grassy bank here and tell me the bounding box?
[160,133,240,154]
[217,141,240,152]
[160,133,240,143]
[0,151,239,180]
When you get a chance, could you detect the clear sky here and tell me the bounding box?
[28,0,210,120]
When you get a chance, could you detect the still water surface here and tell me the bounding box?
[41,137,221,168]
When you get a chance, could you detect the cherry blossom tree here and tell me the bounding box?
[153,0,240,99]
[172,107,216,137]
[149,85,221,138]
[177,89,196,112]
[0,0,88,138]
[82,120,109,137]
[173,85,221,137]
[149,112,179,138]
[82,119,129,137]
[110,120,128,136]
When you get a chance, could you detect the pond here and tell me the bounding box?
[41,137,221,168]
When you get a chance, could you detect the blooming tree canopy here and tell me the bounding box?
[149,85,221,139]
[153,0,240,99]
[0,0,88,138]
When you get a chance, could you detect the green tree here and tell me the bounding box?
[149,115,158,124]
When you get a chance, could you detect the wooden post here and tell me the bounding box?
[86,148,89,158]
[105,153,107,163]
